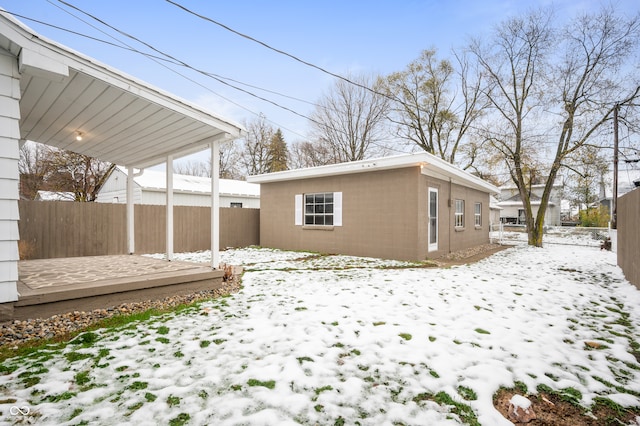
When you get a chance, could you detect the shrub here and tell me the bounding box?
[578,206,609,227]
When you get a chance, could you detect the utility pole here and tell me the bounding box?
[611,104,619,229]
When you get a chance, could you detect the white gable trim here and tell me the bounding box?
[248,153,499,195]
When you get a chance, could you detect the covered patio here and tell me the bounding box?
[0,11,243,321]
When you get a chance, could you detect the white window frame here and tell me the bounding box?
[474,202,482,227]
[454,199,465,228]
[428,187,438,252]
[295,192,342,227]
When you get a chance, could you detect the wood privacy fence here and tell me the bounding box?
[18,200,260,259]
[617,189,640,290]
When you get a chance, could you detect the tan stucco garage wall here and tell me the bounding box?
[259,167,422,261]
[259,166,492,261]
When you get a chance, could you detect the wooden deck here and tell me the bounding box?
[4,255,223,321]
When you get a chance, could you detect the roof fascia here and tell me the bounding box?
[248,152,499,195]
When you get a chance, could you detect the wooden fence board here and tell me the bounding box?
[18,201,259,259]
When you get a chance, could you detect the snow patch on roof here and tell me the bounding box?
[119,168,259,197]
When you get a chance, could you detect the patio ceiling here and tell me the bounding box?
[1,11,243,169]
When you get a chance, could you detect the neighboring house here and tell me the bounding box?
[247,153,500,261]
[35,191,75,201]
[97,168,260,208]
[498,184,563,226]
[489,196,502,226]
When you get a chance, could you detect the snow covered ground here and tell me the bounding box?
[2,233,640,425]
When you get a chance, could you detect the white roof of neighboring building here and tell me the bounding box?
[118,168,259,198]
[490,196,503,210]
[247,152,500,195]
[36,191,75,201]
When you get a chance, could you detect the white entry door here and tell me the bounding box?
[428,188,438,252]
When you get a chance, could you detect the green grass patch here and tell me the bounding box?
[399,333,412,341]
[372,321,386,326]
[474,328,491,335]
[166,395,181,406]
[64,351,93,363]
[69,408,83,420]
[213,338,226,345]
[169,413,190,426]
[247,379,276,389]
[457,386,477,401]
[74,371,91,386]
[314,385,333,395]
[200,340,211,348]
[127,381,148,391]
[21,376,41,387]
[70,332,99,347]
[297,356,314,364]
[144,392,157,402]
[45,391,76,403]
[127,402,144,414]
[413,391,479,426]
[156,326,170,335]
[155,337,170,344]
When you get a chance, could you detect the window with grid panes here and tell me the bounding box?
[304,192,334,225]
[455,199,465,228]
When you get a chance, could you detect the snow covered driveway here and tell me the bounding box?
[2,238,640,425]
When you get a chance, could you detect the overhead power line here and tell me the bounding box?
[164,0,396,103]
[13,2,412,156]
[51,0,323,138]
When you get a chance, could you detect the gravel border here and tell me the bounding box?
[0,279,241,349]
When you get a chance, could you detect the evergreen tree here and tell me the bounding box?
[267,129,288,172]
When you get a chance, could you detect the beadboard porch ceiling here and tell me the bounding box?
[1,10,243,169]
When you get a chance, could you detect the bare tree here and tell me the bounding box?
[564,145,610,211]
[289,139,337,169]
[174,140,244,179]
[19,142,51,200]
[310,74,390,162]
[174,159,210,177]
[46,148,115,201]
[470,7,640,246]
[381,49,486,166]
[241,115,275,175]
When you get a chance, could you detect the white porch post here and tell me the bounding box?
[166,156,174,261]
[211,140,220,269]
[126,166,135,254]
[0,53,20,304]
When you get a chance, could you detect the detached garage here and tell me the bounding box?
[247,153,500,261]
